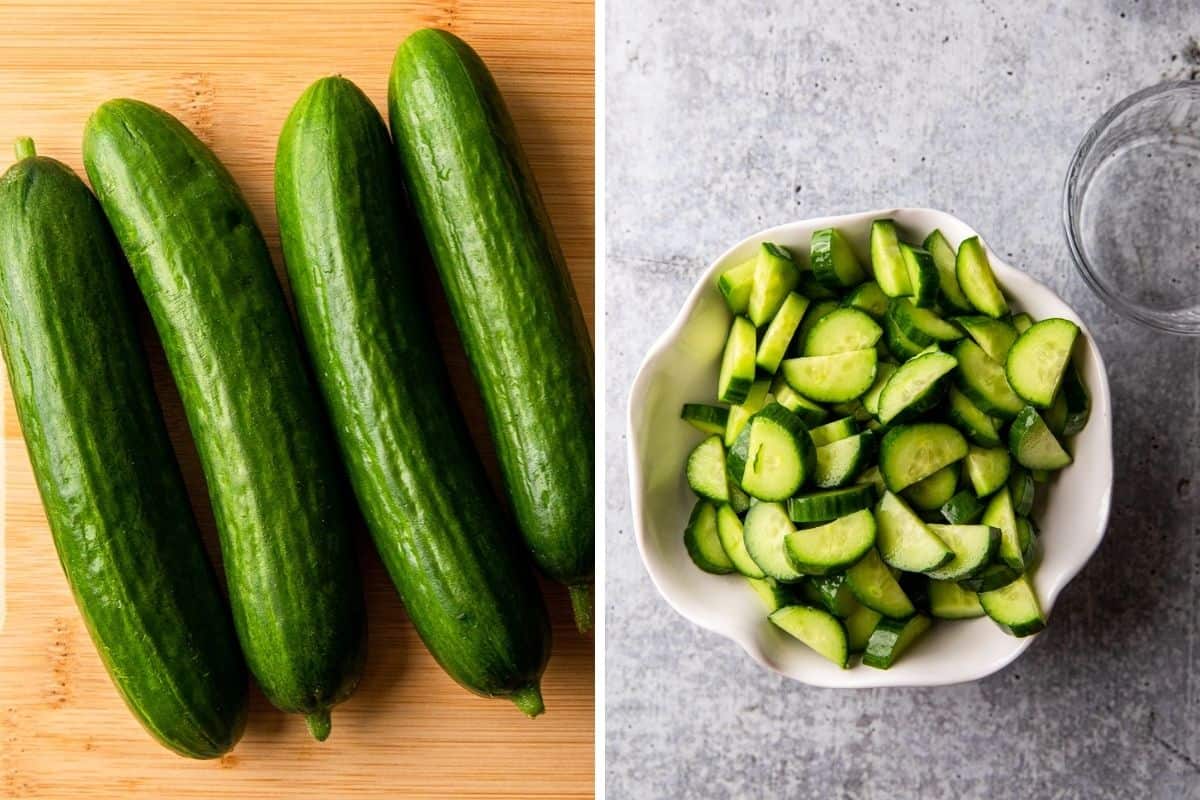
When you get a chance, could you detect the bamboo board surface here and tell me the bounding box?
[0,2,594,798]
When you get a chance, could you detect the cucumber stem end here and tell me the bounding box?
[568,583,594,633]
[511,685,544,718]
[14,137,35,161]
[305,709,332,741]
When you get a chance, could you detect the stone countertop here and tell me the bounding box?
[604,2,1200,797]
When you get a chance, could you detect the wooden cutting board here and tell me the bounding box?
[0,2,594,798]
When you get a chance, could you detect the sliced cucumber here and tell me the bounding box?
[928,579,984,619]
[716,257,755,314]
[870,219,912,297]
[803,308,883,356]
[856,464,887,495]
[798,271,839,300]
[879,423,968,492]
[939,489,985,524]
[862,614,931,669]
[954,315,1018,363]
[965,445,1011,498]
[746,576,796,613]
[792,299,840,356]
[728,479,752,514]
[845,548,914,618]
[882,310,927,360]
[742,501,803,582]
[809,416,858,447]
[1017,516,1039,566]
[681,403,728,436]
[1060,360,1091,437]
[845,603,883,652]
[804,573,860,618]
[782,348,878,403]
[954,338,1024,418]
[1008,467,1035,517]
[947,385,1002,447]
[957,561,1021,593]
[686,435,729,503]
[1043,389,1068,435]
[887,298,963,345]
[875,490,953,572]
[924,524,1000,580]
[814,431,876,488]
[843,281,888,319]
[811,227,866,289]
[1008,406,1072,471]
[769,605,849,668]
[715,504,764,578]
[1011,312,1034,334]
[900,243,939,308]
[862,361,898,417]
[728,404,816,501]
[982,486,1023,572]
[725,378,771,447]
[1005,318,1080,408]
[770,380,829,427]
[902,464,959,511]
[788,484,877,523]
[755,292,810,373]
[955,236,1008,318]
[979,573,1045,637]
[683,500,734,574]
[922,229,973,313]
[748,242,800,326]
[876,350,957,425]
[717,315,757,404]
[784,508,877,575]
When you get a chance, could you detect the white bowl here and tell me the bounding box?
[626,207,1113,688]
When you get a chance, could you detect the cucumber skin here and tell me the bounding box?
[0,153,247,757]
[388,30,595,605]
[276,77,551,705]
[83,100,366,728]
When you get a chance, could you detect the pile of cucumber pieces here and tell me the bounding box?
[680,220,1090,670]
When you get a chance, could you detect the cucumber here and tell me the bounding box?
[874,491,953,572]
[749,243,801,325]
[276,76,551,712]
[957,561,1022,593]
[814,431,876,489]
[882,308,928,360]
[924,524,1000,581]
[728,404,816,500]
[1060,361,1091,436]
[743,502,804,582]
[803,307,883,356]
[955,236,1008,318]
[862,361,899,417]
[0,140,248,758]
[769,605,850,668]
[862,614,931,669]
[954,338,1024,418]
[928,580,985,619]
[784,509,877,575]
[810,227,866,289]
[900,243,939,307]
[979,574,1045,637]
[798,270,840,300]
[725,378,771,447]
[946,385,1003,447]
[718,316,758,403]
[770,375,829,427]
[1008,406,1073,471]
[1012,311,1034,333]
[792,299,841,355]
[845,603,884,652]
[782,348,878,403]
[1009,467,1036,516]
[876,350,957,425]
[717,257,756,313]
[687,435,731,502]
[940,489,986,524]
[681,403,729,436]
[922,229,973,313]
[788,485,877,523]
[981,487,1023,572]
[716,504,765,578]
[1005,318,1080,408]
[964,445,1012,498]
[746,576,797,613]
[844,280,889,319]
[389,29,595,624]
[846,548,915,618]
[870,219,913,297]
[954,315,1018,363]
[878,423,968,492]
[887,298,964,346]
[683,501,735,574]
[1044,390,1069,435]
[902,464,959,511]
[756,291,810,373]
[804,574,860,618]
[809,416,859,447]
[84,100,366,739]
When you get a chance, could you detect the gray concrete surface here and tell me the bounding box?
[604,2,1200,797]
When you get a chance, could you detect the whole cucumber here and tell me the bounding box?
[388,29,596,629]
[83,101,366,741]
[0,139,247,758]
[275,76,551,715]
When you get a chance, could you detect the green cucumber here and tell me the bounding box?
[1009,467,1036,516]
[749,243,801,325]
[1060,361,1091,436]
[389,29,595,626]
[687,435,731,503]
[954,315,1018,363]
[684,501,735,574]
[725,378,771,447]
[804,574,860,618]
[862,614,931,669]
[874,491,953,572]
[0,140,248,758]
[681,403,730,436]
[718,316,758,403]
[810,227,866,288]
[940,489,986,524]
[784,509,877,575]
[746,577,796,613]
[876,350,957,425]
[716,504,765,578]
[928,580,985,619]
[900,243,939,307]
[843,281,889,319]
[954,338,1024,418]
[846,548,915,618]
[887,298,963,345]
[924,524,1000,581]
[922,229,973,313]
[955,236,1008,318]
[1008,406,1073,471]
[728,404,816,500]
[743,502,804,582]
[717,258,756,313]
[1005,318,1080,408]
[964,445,1012,498]
[862,361,899,417]
[946,385,1003,447]
[792,299,840,356]
[788,485,877,523]
[878,423,968,492]
[803,307,883,356]
[814,431,877,488]
[809,416,859,447]
[782,348,878,403]
[769,606,850,668]
[981,487,1023,572]
[85,99,366,738]
[1012,311,1034,333]
[756,292,810,373]
[845,603,884,652]
[770,374,829,427]
[957,561,1022,593]
[276,76,551,712]
[902,464,959,511]
[979,574,1045,637]
[870,219,913,297]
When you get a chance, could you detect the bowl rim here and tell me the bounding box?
[626,206,1114,688]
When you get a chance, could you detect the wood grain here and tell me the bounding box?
[0,2,594,797]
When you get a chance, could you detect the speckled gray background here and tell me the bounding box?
[604,2,1200,798]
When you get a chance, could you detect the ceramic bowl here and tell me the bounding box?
[626,207,1113,688]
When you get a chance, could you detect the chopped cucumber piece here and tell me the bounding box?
[725,378,771,447]
[1043,389,1068,435]
[681,403,729,436]
[814,431,876,488]
[1011,312,1034,333]
[684,500,734,574]
[902,464,959,511]
[804,573,860,618]
[755,292,810,373]
[687,435,729,502]
[965,445,1012,498]
[882,309,927,360]
[900,243,939,308]
[928,579,984,619]
[870,219,912,297]
[1008,467,1035,517]
[743,501,803,582]
[1005,318,1079,408]
[1008,406,1072,471]
[844,603,883,652]
[955,236,1008,318]
[856,464,887,495]
[746,576,795,613]
[924,524,1000,581]
[876,350,957,425]
[875,490,953,572]
[770,382,829,427]
[979,573,1045,637]
[717,257,756,314]
[862,614,931,669]
[954,315,1018,363]
[798,271,839,300]
[782,349,878,403]
[946,385,1002,447]
[811,227,866,289]
[879,423,968,492]
[809,416,858,447]
[843,281,888,319]
[957,561,1021,593]
[716,504,764,578]
[748,242,800,326]
[940,489,986,524]
[788,484,877,523]
[718,316,758,404]
[728,479,752,514]
[1061,361,1090,437]
[792,299,841,356]
[1017,516,1039,566]
[982,486,1023,572]
[862,361,898,417]
[728,404,816,501]
[922,229,973,313]
[954,338,1024,418]
[887,297,963,345]
[784,508,877,575]
[769,605,849,668]
[803,308,883,356]
[845,548,914,618]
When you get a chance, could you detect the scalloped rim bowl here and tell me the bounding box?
[626,207,1113,688]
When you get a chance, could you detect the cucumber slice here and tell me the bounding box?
[746,576,796,613]
[862,614,931,669]
[803,308,883,356]
[791,299,841,356]
[755,292,810,373]
[768,605,849,668]
[1008,406,1072,471]
[718,316,757,404]
[1011,312,1034,334]
[856,464,887,495]
[742,501,803,582]
[716,504,765,578]
[1043,389,1068,435]
[879,423,968,492]
[683,500,734,574]
[957,561,1021,593]
[862,361,898,417]
[845,603,883,652]
[728,404,816,501]
[887,298,963,345]
[845,548,914,618]
[902,464,959,510]
[843,281,888,319]
[782,349,878,403]
[965,445,1012,498]
[955,236,1008,318]
[811,227,866,289]
[875,490,953,572]
[1060,361,1090,437]
[680,403,728,436]
[924,524,1000,580]
[954,339,1024,418]
[798,271,839,300]
[954,315,1018,363]
[947,385,1003,447]
[982,486,1023,572]
[716,258,756,314]
[979,573,1045,637]
[686,435,730,503]
[1008,467,1035,516]
[928,579,984,619]
[788,484,877,523]
[748,242,800,326]
[803,573,860,618]
[870,219,913,297]
[1017,516,1039,566]
[784,508,877,575]
[922,229,973,313]
[1005,318,1080,408]
[876,350,957,425]
[724,378,771,447]
[770,383,829,427]
[939,489,985,524]
[882,310,927,360]
[814,431,876,488]
[728,479,752,514]
[809,416,858,447]
[900,243,939,308]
